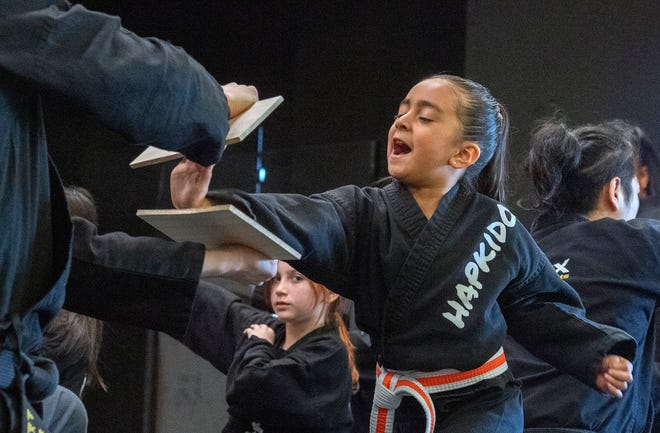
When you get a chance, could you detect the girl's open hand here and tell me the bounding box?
[170,158,214,209]
[595,355,633,398]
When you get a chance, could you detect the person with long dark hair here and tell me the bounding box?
[40,186,107,397]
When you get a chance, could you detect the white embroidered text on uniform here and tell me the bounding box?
[443,204,516,328]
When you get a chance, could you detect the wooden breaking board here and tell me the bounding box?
[130,95,284,168]
[136,204,300,260]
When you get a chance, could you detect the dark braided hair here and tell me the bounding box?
[524,118,639,217]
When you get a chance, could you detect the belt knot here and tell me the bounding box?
[369,347,508,433]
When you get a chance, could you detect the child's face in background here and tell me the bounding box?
[269,261,326,327]
[387,78,465,189]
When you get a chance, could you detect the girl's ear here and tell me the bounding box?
[450,141,481,169]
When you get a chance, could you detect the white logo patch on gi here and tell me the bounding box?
[553,258,570,279]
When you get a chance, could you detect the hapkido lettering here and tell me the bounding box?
[442,204,517,329]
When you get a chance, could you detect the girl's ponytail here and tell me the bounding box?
[429,74,509,202]
[475,102,509,202]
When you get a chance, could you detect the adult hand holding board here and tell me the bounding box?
[222,82,259,118]
[130,94,284,168]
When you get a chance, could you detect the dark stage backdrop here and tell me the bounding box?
[465,0,660,226]
[45,2,466,432]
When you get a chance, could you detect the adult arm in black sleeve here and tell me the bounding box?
[0,1,228,165]
[65,217,204,339]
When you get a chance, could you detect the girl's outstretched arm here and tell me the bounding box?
[595,355,633,398]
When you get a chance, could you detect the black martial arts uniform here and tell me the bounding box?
[639,196,660,433]
[203,180,636,432]
[186,282,353,433]
[639,196,660,220]
[66,218,353,433]
[505,214,660,433]
[0,2,228,430]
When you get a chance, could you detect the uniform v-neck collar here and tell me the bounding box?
[384,180,462,239]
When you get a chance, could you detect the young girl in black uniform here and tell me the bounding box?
[505,119,660,433]
[170,74,636,433]
[184,260,358,433]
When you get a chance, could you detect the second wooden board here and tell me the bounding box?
[130,95,284,168]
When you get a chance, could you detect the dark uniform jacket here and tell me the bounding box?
[204,180,636,426]
[0,1,228,427]
[638,196,660,219]
[506,214,660,433]
[185,281,353,433]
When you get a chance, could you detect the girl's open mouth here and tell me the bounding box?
[392,138,411,155]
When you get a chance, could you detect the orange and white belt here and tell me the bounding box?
[369,347,508,433]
